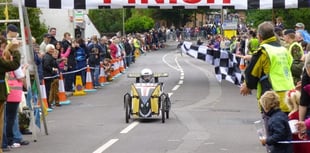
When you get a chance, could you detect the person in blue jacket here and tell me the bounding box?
[259,91,293,153]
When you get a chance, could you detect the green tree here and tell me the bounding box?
[88,9,124,34]
[246,8,310,30]
[275,8,310,30]
[151,9,195,28]
[125,15,154,33]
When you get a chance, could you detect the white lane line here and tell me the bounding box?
[178,80,183,84]
[93,139,119,153]
[180,72,184,76]
[120,121,139,134]
[172,85,180,91]
[180,76,184,80]
[162,54,180,71]
[168,92,173,97]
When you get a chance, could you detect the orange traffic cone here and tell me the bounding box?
[58,73,71,105]
[84,65,97,92]
[110,59,116,78]
[119,57,125,73]
[99,62,107,87]
[40,79,51,112]
[239,57,246,72]
[114,58,121,78]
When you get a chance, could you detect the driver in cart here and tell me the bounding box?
[140,68,154,83]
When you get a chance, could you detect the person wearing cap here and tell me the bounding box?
[295,22,310,43]
[6,24,18,40]
[39,33,52,55]
[283,29,304,85]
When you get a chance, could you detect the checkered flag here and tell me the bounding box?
[182,41,243,85]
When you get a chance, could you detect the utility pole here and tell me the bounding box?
[123,8,125,36]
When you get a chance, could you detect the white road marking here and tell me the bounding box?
[178,80,183,84]
[120,121,139,134]
[162,54,180,71]
[93,47,187,153]
[168,92,173,97]
[168,139,181,142]
[172,85,180,91]
[204,142,215,145]
[93,139,119,153]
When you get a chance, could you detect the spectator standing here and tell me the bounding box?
[0,38,21,153]
[33,44,44,83]
[299,53,310,128]
[54,41,63,58]
[39,33,51,55]
[75,38,87,85]
[88,35,102,88]
[100,36,110,59]
[240,22,294,148]
[133,35,142,58]
[88,35,103,61]
[247,30,259,55]
[42,44,58,108]
[295,23,310,43]
[58,41,71,72]
[5,65,29,148]
[240,21,294,114]
[61,32,75,92]
[6,24,18,40]
[88,47,100,88]
[275,16,284,30]
[259,91,293,153]
[124,37,132,67]
[283,29,304,85]
[210,35,221,50]
[285,89,310,153]
[48,27,58,46]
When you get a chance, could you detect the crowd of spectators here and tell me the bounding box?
[0,24,170,152]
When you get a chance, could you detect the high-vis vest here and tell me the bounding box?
[6,71,23,102]
[248,38,259,55]
[133,38,140,48]
[288,42,303,57]
[262,44,294,91]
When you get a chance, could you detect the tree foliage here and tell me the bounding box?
[125,15,154,33]
[88,9,124,34]
[246,8,310,30]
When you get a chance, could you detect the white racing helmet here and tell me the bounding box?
[140,68,153,82]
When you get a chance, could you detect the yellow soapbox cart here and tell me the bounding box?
[123,72,171,123]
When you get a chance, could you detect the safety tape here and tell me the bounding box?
[43,66,94,80]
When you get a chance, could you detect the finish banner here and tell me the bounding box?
[13,0,310,9]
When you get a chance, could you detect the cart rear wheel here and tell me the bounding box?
[161,103,165,123]
[125,101,130,123]
[165,97,171,119]
[124,94,131,123]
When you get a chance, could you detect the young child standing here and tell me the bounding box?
[286,89,310,153]
[260,90,293,153]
